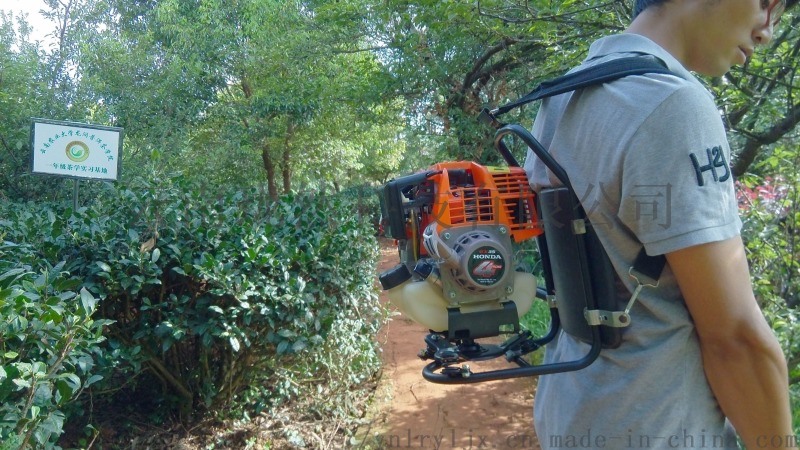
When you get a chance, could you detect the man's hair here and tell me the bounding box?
[634,0,671,17]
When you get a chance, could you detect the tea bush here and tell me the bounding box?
[0,175,384,444]
[0,242,111,448]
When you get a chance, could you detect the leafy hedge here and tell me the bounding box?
[0,243,111,449]
[0,176,383,445]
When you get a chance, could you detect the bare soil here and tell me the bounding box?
[361,239,541,450]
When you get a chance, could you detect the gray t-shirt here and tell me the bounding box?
[525,33,741,449]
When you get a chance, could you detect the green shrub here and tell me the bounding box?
[339,184,382,233]
[0,242,111,449]
[0,175,384,429]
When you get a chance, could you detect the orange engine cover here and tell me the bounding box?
[419,161,542,243]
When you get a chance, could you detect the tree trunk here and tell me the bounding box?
[282,121,297,195]
[50,0,74,90]
[282,148,292,195]
[261,142,279,201]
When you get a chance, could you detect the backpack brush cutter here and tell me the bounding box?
[377,56,670,384]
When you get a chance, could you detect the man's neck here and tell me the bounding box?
[625,4,693,70]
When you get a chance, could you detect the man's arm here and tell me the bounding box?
[665,235,793,449]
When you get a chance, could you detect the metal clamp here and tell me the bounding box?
[571,219,586,235]
[584,266,661,328]
[624,266,659,316]
[584,309,631,327]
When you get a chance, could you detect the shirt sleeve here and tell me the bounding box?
[618,85,742,256]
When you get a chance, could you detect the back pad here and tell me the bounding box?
[537,186,624,348]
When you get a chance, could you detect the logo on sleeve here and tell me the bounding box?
[689,146,730,186]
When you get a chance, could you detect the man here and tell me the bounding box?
[524,0,793,448]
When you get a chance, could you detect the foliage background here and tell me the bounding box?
[1,0,800,446]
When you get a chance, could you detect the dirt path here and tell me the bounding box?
[361,239,541,450]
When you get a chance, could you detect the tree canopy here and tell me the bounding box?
[1,0,798,195]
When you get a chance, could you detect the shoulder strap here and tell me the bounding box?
[479,55,673,128]
[480,54,671,281]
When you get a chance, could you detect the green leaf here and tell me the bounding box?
[61,373,82,391]
[42,305,64,323]
[128,229,140,242]
[0,268,26,284]
[0,365,20,401]
[53,277,81,292]
[56,379,75,405]
[84,374,103,387]
[34,273,47,288]
[80,288,98,315]
[39,411,65,440]
[0,287,18,301]
[277,329,295,338]
[151,248,161,263]
[13,378,31,389]
[32,361,47,376]
[277,340,289,354]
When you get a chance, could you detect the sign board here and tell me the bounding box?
[30,119,123,181]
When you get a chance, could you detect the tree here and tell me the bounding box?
[360,0,798,175]
[78,0,230,168]
[722,10,800,176]
[0,10,66,201]
[350,0,624,163]
[87,0,399,196]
